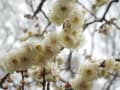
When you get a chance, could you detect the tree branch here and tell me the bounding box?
[25,0,34,12]
[47,82,50,90]
[21,72,24,90]
[66,50,75,77]
[106,72,118,90]
[0,73,9,88]
[42,67,46,90]
[76,0,96,18]
[83,0,119,29]
[33,0,46,17]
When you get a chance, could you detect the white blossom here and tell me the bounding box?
[113,61,120,71]
[105,58,115,71]
[55,55,65,66]
[98,68,110,78]
[67,8,85,30]
[79,62,99,81]
[28,62,60,82]
[49,0,76,25]
[95,0,108,7]
[0,45,34,73]
[70,76,93,90]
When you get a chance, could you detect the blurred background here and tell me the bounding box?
[0,0,120,90]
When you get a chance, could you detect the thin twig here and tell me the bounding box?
[112,22,120,29]
[76,0,96,18]
[33,0,51,35]
[41,9,50,23]
[25,0,34,12]
[41,9,51,35]
[106,72,118,90]
[41,22,51,36]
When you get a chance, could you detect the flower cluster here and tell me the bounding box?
[0,31,63,73]
[70,58,120,90]
[0,0,86,73]
[28,62,60,83]
[59,8,85,49]
[0,46,34,73]
[98,59,120,78]
[0,0,119,90]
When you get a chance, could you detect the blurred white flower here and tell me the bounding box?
[0,45,34,73]
[43,31,62,52]
[68,8,85,30]
[49,0,76,25]
[98,67,110,78]
[60,19,85,49]
[28,62,60,83]
[28,66,42,81]
[92,0,109,13]
[79,62,99,81]
[55,55,65,66]
[95,0,108,7]
[70,76,92,90]
[113,61,120,71]
[105,58,115,71]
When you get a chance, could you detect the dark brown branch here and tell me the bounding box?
[16,70,28,90]
[47,82,50,90]
[66,50,75,77]
[41,9,50,23]
[33,0,46,17]
[102,0,115,20]
[21,72,24,90]
[41,22,51,36]
[42,67,46,90]
[33,0,51,35]
[115,58,120,62]
[0,73,9,88]
[67,50,73,70]
[60,50,75,77]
